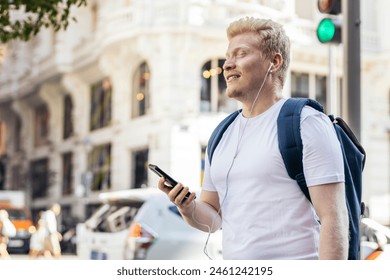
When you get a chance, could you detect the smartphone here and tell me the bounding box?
[148,164,191,200]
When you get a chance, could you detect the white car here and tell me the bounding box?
[360,217,390,260]
[76,188,222,260]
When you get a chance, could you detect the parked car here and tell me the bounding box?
[76,188,222,260]
[360,217,390,260]
[60,221,79,255]
[0,190,34,254]
[3,206,34,254]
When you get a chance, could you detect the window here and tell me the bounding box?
[0,123,5,187]
[132,62,150,118]
[90,78,112,131]
[88,144,111,191]
[14,116,21,152]
[0,154,5,191]
[291,72,309,98]
[91,3,99,32]
[315,75,327,112]
[34,104,49,146]
[11,165,22,190]
[63,95,73,139]
[62,152,73,196]
[200,59,235,113]
[291,72,329,111]
[132,149,148,188]
[85,201,142,233]
[30,158,49,199]
[85,203,102,221]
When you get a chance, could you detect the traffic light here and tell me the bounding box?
[316,0,342,44]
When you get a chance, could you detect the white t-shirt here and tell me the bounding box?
[42,210,58,234]
[202,98,344,260]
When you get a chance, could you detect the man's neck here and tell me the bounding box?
[241,91,282,118]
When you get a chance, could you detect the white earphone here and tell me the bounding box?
[268,62,274,73]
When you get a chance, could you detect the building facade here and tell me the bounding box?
[0,0,389,224]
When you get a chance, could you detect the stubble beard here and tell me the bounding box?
[226,85,256,105]
[226,86,244,100]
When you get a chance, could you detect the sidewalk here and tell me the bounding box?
[6,253,80,260]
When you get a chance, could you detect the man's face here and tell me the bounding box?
[223,32,268,100]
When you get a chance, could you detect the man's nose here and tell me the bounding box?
[223,58,235,71]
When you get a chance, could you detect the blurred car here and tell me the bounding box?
[60,224,78,254]
[0,191,34,254]
[3,207,34,254]
[360,217,390,260]
[76,188,222,260]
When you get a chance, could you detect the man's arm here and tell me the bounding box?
[309,182,349,260]
[158,177,222,233]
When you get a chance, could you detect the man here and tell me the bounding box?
[158,17,349,260]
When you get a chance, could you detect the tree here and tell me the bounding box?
[0,0,87,43]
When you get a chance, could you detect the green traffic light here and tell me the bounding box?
[317,18,336,43]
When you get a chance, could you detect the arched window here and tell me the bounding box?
[34,104,49,146]
[132,62,150,118]
[200,58,235,113]
[90,78,112,131]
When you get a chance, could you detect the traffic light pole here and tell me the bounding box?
[342,0,361,141]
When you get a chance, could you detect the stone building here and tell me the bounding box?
[0,0,389,224]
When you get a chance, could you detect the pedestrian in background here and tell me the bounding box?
[41,203,62,258]
[0,209,16,258]
[29,211,47,258]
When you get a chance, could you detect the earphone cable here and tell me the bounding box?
[193,63,273,260]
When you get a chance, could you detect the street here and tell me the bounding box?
[7,253,80,260]
[6,247,390,260]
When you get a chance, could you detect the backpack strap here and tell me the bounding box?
[277,98,324,203]
[207,110,241,164]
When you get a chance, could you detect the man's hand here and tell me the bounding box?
[157,177,196,214]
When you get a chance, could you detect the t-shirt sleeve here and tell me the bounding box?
[201,148,217,192]
[301,107,345,187]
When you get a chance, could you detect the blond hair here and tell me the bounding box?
[227,17,290,87]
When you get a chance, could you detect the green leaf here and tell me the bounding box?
[0,0,87,43]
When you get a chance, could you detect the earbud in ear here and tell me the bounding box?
[268,62,274,73]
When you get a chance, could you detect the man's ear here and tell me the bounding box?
[271,53,283,72]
